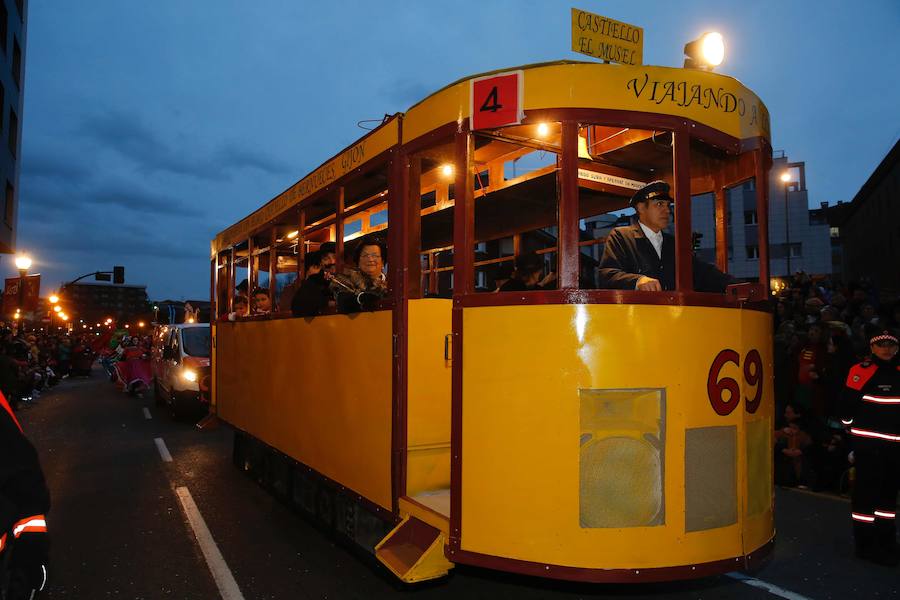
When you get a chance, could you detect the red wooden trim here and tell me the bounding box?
[449,304,463,547]
[406,154,423,299]
[247,237,258,292]
[754,146,772,291]
[297,209,305,280]
[446,537,774,584]
[210,258,216,320]
[453,130,475,295]
[454,289,772,312]
[673,129,693,291]
[268,229,277,307]
[404,109,741,157]
[387,149,407,517]
[335,187,345,273]
[558,121,579,289]
[228,248,235,313]
[714,172,728,273]
[400,121,459,155]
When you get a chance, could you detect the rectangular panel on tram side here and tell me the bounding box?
[456,303,772,571]
[216,313,394,511]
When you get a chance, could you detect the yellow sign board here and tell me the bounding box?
[571,8,643,66]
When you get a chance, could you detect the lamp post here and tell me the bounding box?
[49,294,59,332]
[14,255,31,334]
[780,172,792,279]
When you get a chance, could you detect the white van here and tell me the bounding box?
[151,323,211,417]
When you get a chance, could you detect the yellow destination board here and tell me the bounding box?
[571,8,643,66]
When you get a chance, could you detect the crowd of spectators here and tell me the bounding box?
[772,273,899,493]
[0,326,99,410]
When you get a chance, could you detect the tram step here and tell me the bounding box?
[374,515,453,583]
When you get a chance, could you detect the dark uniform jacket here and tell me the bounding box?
[840,356,900,441]
[290,273,331,317]
[597,222,731,292]
[0,392,50,552]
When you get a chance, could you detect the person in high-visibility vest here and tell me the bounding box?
[840,326,900,566]
[0,391,50,599]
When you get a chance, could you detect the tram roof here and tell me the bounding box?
[213,60,769,256]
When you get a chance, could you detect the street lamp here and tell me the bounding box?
[780,171,792,278]
[13,254,31,334]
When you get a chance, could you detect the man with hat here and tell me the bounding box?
[840,325,900,565]
[597,181,730,292]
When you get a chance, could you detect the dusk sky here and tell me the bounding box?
[13,1,900,300]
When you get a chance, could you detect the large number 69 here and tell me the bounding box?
[707,348,763,415]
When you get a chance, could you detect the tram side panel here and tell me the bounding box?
[457,303,773,572]
[740,308,775,556]
[216,314,394,511]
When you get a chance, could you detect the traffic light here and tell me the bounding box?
[113,266,125,284]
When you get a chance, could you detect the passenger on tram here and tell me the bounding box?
[235,279,249,302]
[291,251,333,317]
[597,181,731,293]
[329,239,387,312]
[225,296,249,321]
[251,287,273,315]
[318,241,337,277]
[492,262,514,292]
[498,252,557,292]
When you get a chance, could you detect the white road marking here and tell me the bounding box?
[727,572,813,600]
[142,407,152,420]
[175,486,245,600]
[154,437,172,462]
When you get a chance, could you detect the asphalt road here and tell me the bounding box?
[13,371,899,599]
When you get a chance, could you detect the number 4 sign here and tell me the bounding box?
[470,70,524,130]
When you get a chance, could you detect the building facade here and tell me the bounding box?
[839,138,900,299]
[691,154,831,280]
[0,0,26,254]
[60,281,149,324]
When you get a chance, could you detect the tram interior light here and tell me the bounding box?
[441,164,454,178]
[684,32,725,70]
[287,230,299,239]
[536,122,550,137]
[182,369,198,383]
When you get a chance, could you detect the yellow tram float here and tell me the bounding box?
[210,55,775,583]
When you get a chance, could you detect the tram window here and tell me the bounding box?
[576,124,667,289]
[691,192,717,265]
[472,124,560,292]
[251,231,272,297]
[725,179,761,282]
[417,137,456,298]
[273,226,299,310]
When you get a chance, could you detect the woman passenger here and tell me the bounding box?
[330,238,387,312]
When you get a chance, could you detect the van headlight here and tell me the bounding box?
[182,369,198,383]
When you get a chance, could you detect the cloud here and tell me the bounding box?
[21,149,94,183]
[383,78,437,110]
[79,109,291,180]
[90,184,203,216]
[213,142,292,175]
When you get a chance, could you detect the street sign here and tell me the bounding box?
[571,8,643,66]
[470,70,524,130]
[3,274,41,314]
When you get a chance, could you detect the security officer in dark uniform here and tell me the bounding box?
[1,391,50,599]
[598,181,731,292]
[840,326,900,566]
